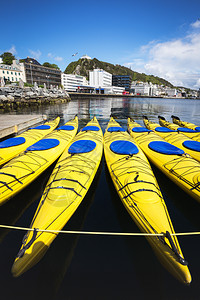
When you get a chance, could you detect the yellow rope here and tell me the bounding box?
[0,224,200,237]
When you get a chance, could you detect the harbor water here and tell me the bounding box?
[0,96,200,300]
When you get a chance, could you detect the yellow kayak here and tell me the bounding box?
[143,116,200,163]
[0,116,78,206]
[172,115,200,131]
[127,118,200,203]
[104,117,191,284]
[0,117,60,166]
[12,116,103,277]
[158,116,200,142]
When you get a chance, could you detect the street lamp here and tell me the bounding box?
[30,60,33,85]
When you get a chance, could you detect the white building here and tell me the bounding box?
[12,60,26,82]
[89,69,112,88]
[61,73,88,91]
[164,87,177,97]
[131,81,154,96]
[104,86,125,94]
[0,62,24,83]
[80,54,92,60]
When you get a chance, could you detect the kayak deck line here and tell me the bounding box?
[0,224,200,237]
[108,153,169,236]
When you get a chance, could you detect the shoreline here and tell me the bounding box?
[68,92,200,100]
[0,93,199,112]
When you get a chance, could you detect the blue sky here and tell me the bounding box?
[1,0,200,89]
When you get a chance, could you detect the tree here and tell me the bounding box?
[42,62,52,68]
[0,52,15,65]
[42,62,60,69]
[51,64,59,70]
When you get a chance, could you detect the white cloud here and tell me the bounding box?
[8,45,17,55]
[54,56,63,62]
[124,20,200,89]
[29,49,41,60]
[191,19,200,29]
[46,53,63,62]
[143,33,200,88]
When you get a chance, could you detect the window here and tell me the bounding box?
[3,71,4,74]
[18,73,20,75]
[7,71,9,74]
[16,78,17,81]
[15,72,17,75]
[12,77,14,81]
[11,72,13,75]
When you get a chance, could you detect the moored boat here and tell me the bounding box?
[12,116,103,277]
[158,116,200,142]
[0,117,60,166]
[127,118,200,203]
[143,116,200,163]
[0,116,78,206]
[104,117,191,284]
[171,115,200,132]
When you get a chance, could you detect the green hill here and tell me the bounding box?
[64,58,173,87]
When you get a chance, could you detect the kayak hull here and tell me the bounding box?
[128,118,200,203]
[0,116,78,205]
[0,117,60,166]
[159,117,200,142]
[143,117,200,163]
[104,117,191,284]
[12,117,103,277]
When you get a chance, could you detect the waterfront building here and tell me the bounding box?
[18,57,61,87]
[112,75,131,91]
[61,73,88,91]
[0,62,24,83]
[103,86,125,94]
[164,87,177,97]
[80,54,92,60]
[89,69,112,88]
[131,81,154,96]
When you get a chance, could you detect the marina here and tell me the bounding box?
[0,96,200,299]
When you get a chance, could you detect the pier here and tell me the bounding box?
[0,114,47,139]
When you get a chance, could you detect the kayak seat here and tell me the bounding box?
[131,127,151,133]
[182,140,200,152]
[107,127,126,132]
[26,138,60,151]
[195,127,200,132]
[110,140,139,155]
[177,127,195,133]
[68,140,96,154]
[0,137,26,148]
[155,127,175,132]
[57,125,74,131]
[148,141,185,155]
[82,126,100,131]
[30,125,51,130]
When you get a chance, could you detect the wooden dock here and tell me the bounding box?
[0,114,47,139]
